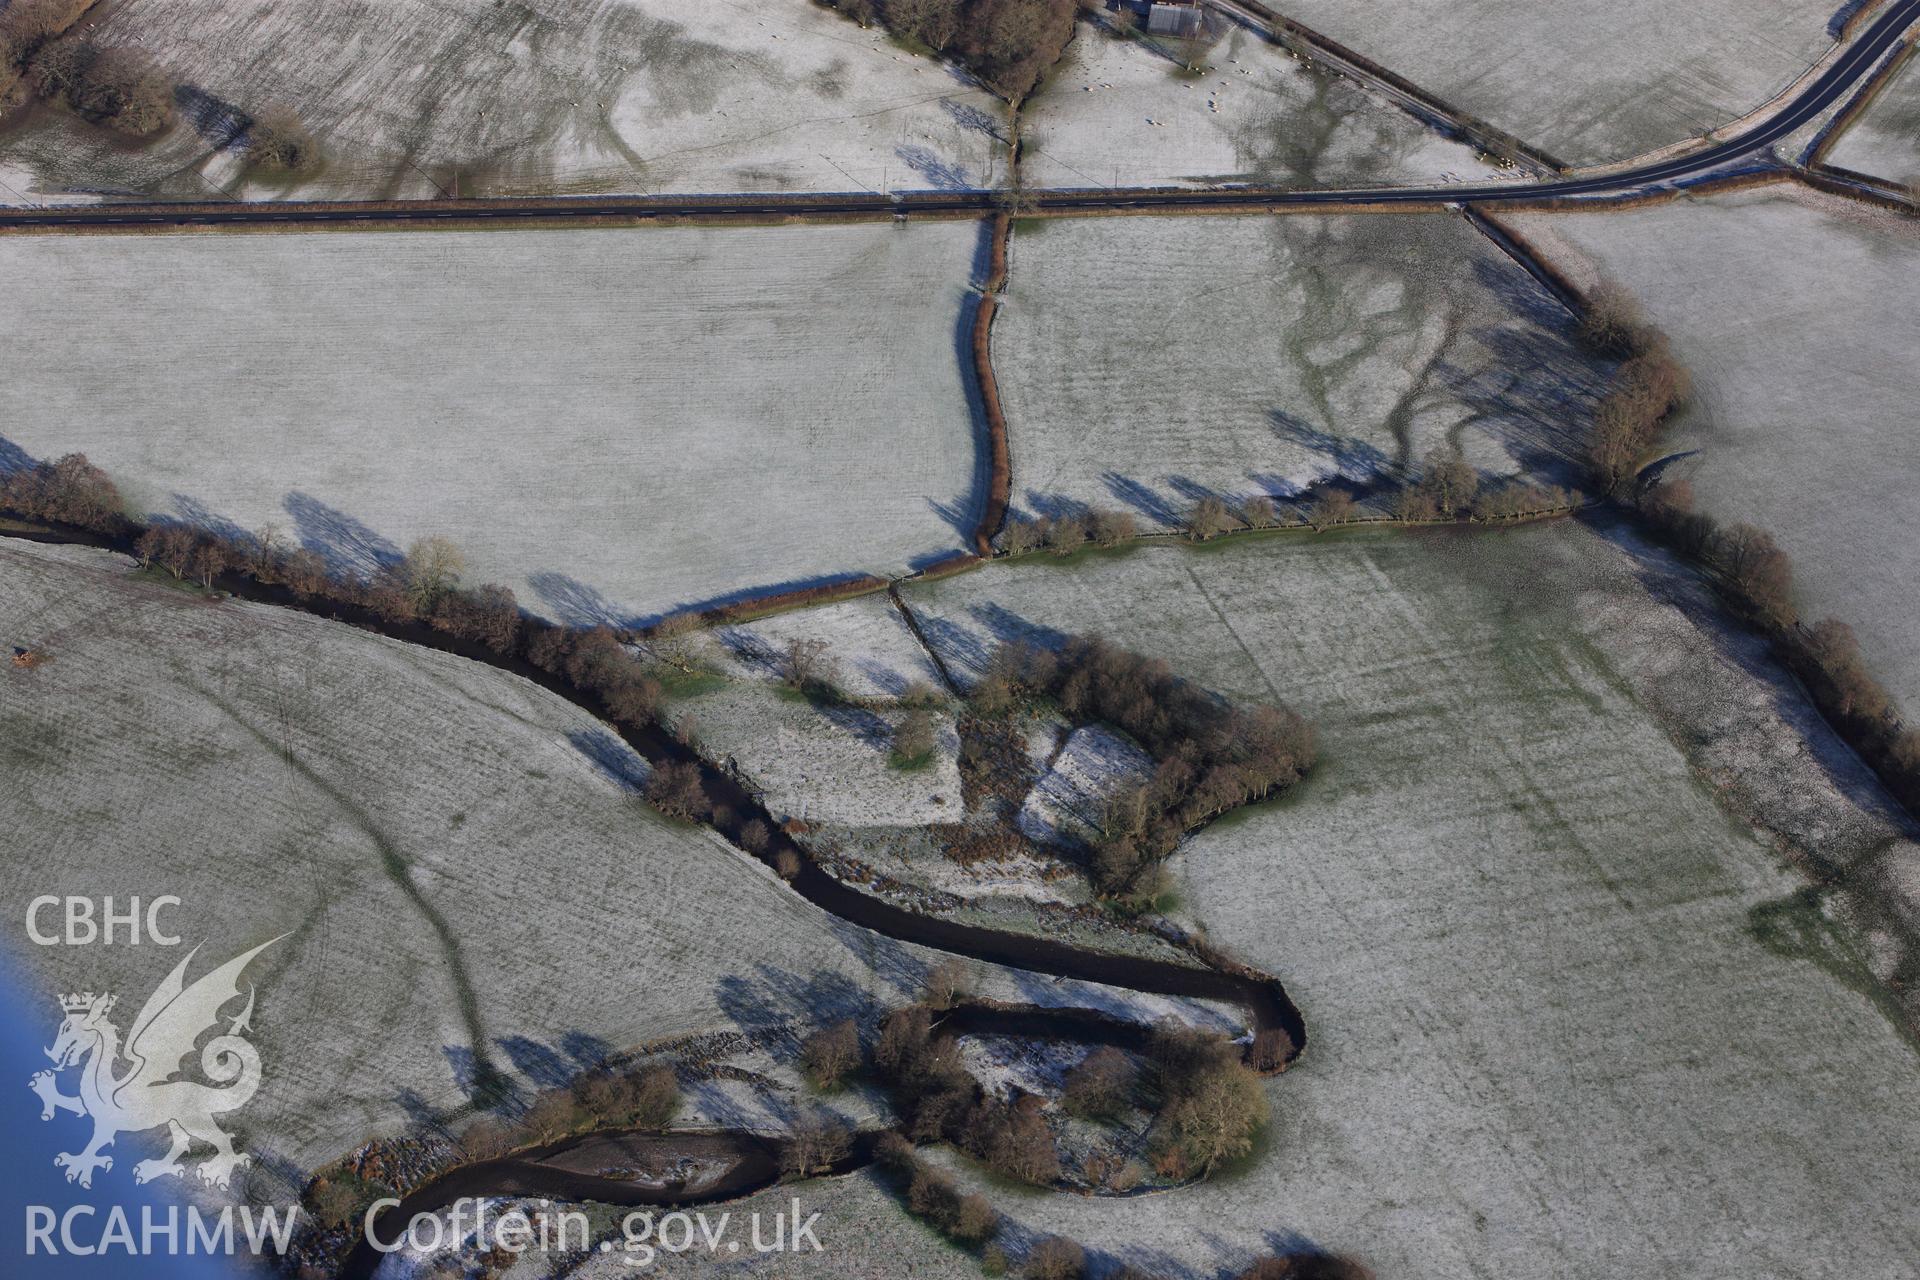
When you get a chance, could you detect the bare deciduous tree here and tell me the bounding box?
[602,670,662,725]
[1307,487,1356,529]
[802,1019,861,1090]
[187,535,231,589]
[1802,619,1892,725]
[626,1065,680,1127]
[893,707,938,765]
[1418,445,1478,516]
[282,548,329,598]
[647,611,703,672]
[783,637,836,691]
[568,1059,683,1128]
[523,1090,579,1142]
[305,1177,362,1229]
[1578,281,1647,357]
[1063,1045,1137,1121]
[1024,1235,1086,1280]
[1091,506,1137,546]
[1471,481,1571,521]
[888,0,960,48]
[952,1192,997,1244]
[60,45,173,136]
[1,452,124,531]
[135,525,194,579]
[403,536,466,612]
[575,1064,678,1128]
[1148,1022,1269,1179]
[24,36,89,97]
[459,1113,518,1161]
[1714,523,1796,630]
[1187,495,1237,541]
[924,958,969,1009]
[900,678,944,707]
[645,760,709,820]
[1044,512,1089,555]
[247,108,322,174]
[781,1110,853,1178]
[247,524,286,579]
[1003,515,1050,555]
[1393,486,1440,522]
[966,1095,1061,1185]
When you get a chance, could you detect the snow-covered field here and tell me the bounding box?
[0,540,1230,1181]
[991,213,1603,527]
[671,681,963,829]
[898,523,1920,1278]
[1016,726,1152,846]
[0,221,986,625]
[691,593,949,702]
[675,601,1190,960]
[0,539,910,1174]
[1023,19,1505,191]
[1505,185,1920,713]
[1825,53,1920,187]
[0,0,1010,203]
[1261,0,1839,167]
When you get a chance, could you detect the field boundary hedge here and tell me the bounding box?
[971,212,1014,556]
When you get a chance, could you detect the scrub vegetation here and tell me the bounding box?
[824,0,1080,100]
[969,635,1315,899]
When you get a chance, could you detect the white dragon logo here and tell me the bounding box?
[28,937,283,1190]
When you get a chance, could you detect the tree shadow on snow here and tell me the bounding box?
[162,493,254,543]
[1165,473,1243,509]
[1443,255,1612,484]
[530,570,645,632]
[1102,471,1183,527]
[717,623,938,699]
[814,702,894,756]
[895,143,971,190]
[435,1028,619,1121]
[1014,489,1093,522]
[0,433,33,478]
[173,84,252,150]
[940,97,1006,144]
[715,962,880,1068]
[910,610,1011,683]
[1587,509,1909,831]
[496,1031,616,1091]
[283,490,404,581]
[1267,408,1393,481]
[929,218,1002,546]
[568,727,651,792]
[966,600,1072,655]
[820,915,942,1007]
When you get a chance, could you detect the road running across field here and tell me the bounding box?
[3,0,1916,232]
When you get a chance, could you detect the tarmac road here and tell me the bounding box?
[1,0,1915,230]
